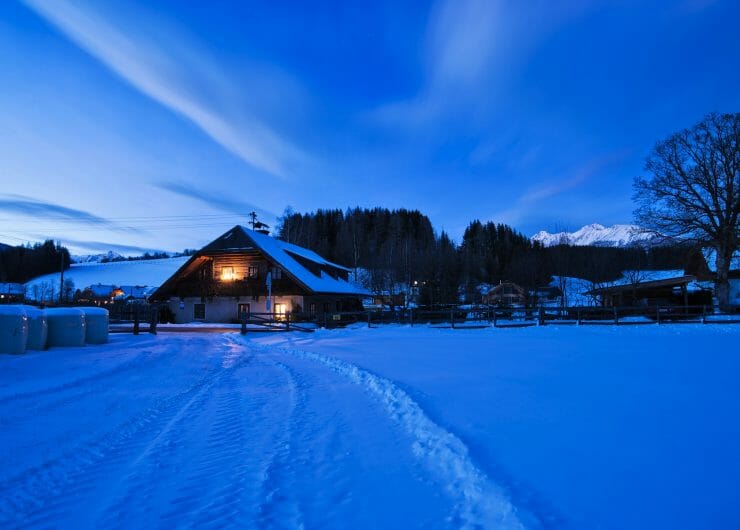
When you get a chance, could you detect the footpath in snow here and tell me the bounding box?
[1,324,739,529]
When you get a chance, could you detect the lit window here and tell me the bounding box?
[274,302,287,321]
[221,266,234,281]
[248,265,259,278]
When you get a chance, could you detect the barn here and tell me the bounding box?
[149,226,368,323]
[585,274,713,308]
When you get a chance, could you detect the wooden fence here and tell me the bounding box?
[106,303,740,334]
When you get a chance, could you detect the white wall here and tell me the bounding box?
[167,296,303,323]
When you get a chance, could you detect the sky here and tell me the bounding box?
[1,0,739,255]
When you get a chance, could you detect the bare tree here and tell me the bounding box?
[634,112,739,307]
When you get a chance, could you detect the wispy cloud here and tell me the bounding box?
[30,235,168,256]
[0,194,110,223]
[0,194,139,232]
[22,0,309,179]
[371,0,594,128]
[157,181,277,223]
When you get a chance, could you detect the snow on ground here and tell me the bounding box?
[1,325,739,529]
[23,256,188,301]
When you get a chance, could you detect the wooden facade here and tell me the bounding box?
[482,282,527,307]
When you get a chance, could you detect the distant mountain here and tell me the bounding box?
[531,224,669,248]
[72,251,125,263]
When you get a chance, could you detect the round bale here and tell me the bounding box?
[80,307,109,344]
[46,308,86,347]
[23,305,48,351]
[0,305,28,355]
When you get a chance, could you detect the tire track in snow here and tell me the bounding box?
[159,350,300,529]
[260,342,532,530]
[254,359,307,530]
[0,348,171,428]
[172,370,256,529]
[0,345,239,528]
[92,339,256,528]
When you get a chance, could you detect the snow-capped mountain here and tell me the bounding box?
[531,224,667,248]
[72,251,125,263]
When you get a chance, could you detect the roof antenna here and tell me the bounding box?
[248,211,271,235]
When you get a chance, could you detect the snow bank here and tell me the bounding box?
[22,305,48,351]
[0,305,28,354]
[80,307,109,344]
[45,308,86,347]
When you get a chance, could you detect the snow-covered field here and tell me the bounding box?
[1,325,739,529]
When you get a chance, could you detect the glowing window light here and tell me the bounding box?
[221,266,235,281]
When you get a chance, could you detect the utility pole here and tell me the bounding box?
[59,242,65,305]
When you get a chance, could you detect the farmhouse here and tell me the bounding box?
[149,225,368,323]
[482,282,527,307]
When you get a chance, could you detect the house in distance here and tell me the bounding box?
[149,225,368,323]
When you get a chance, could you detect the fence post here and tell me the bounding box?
[493,310,497,328]
[577,308,581,325]
[367,311,371,328]
[657,305,661,325]
[538,306,545,326]
[286,312,291,331]
[241,312,247,335]
[133,306,140,335]
[702,305,707,324]
[410,308,414,327]
[450,309,455,329]
[613,306,618,325]
[149,308,158,335]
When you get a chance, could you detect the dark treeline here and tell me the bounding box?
[278,208,703,305]
[0,240,71,283]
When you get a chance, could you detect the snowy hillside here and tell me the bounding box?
[24,256,188,301]
[532,223,665,247]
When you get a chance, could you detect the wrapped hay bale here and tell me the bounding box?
[0,305,28,355]
[80,307,109,344]
[46,308,86,347]
[23,305,48,351]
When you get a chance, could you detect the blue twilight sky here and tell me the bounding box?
[1,0,739,255]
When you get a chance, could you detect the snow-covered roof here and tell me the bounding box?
[243,228,352,273]
[610,270,686,286]
[85,284,119,297]
[152,226,368,298]
[232,227,365,295]
[116,285,156,299]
